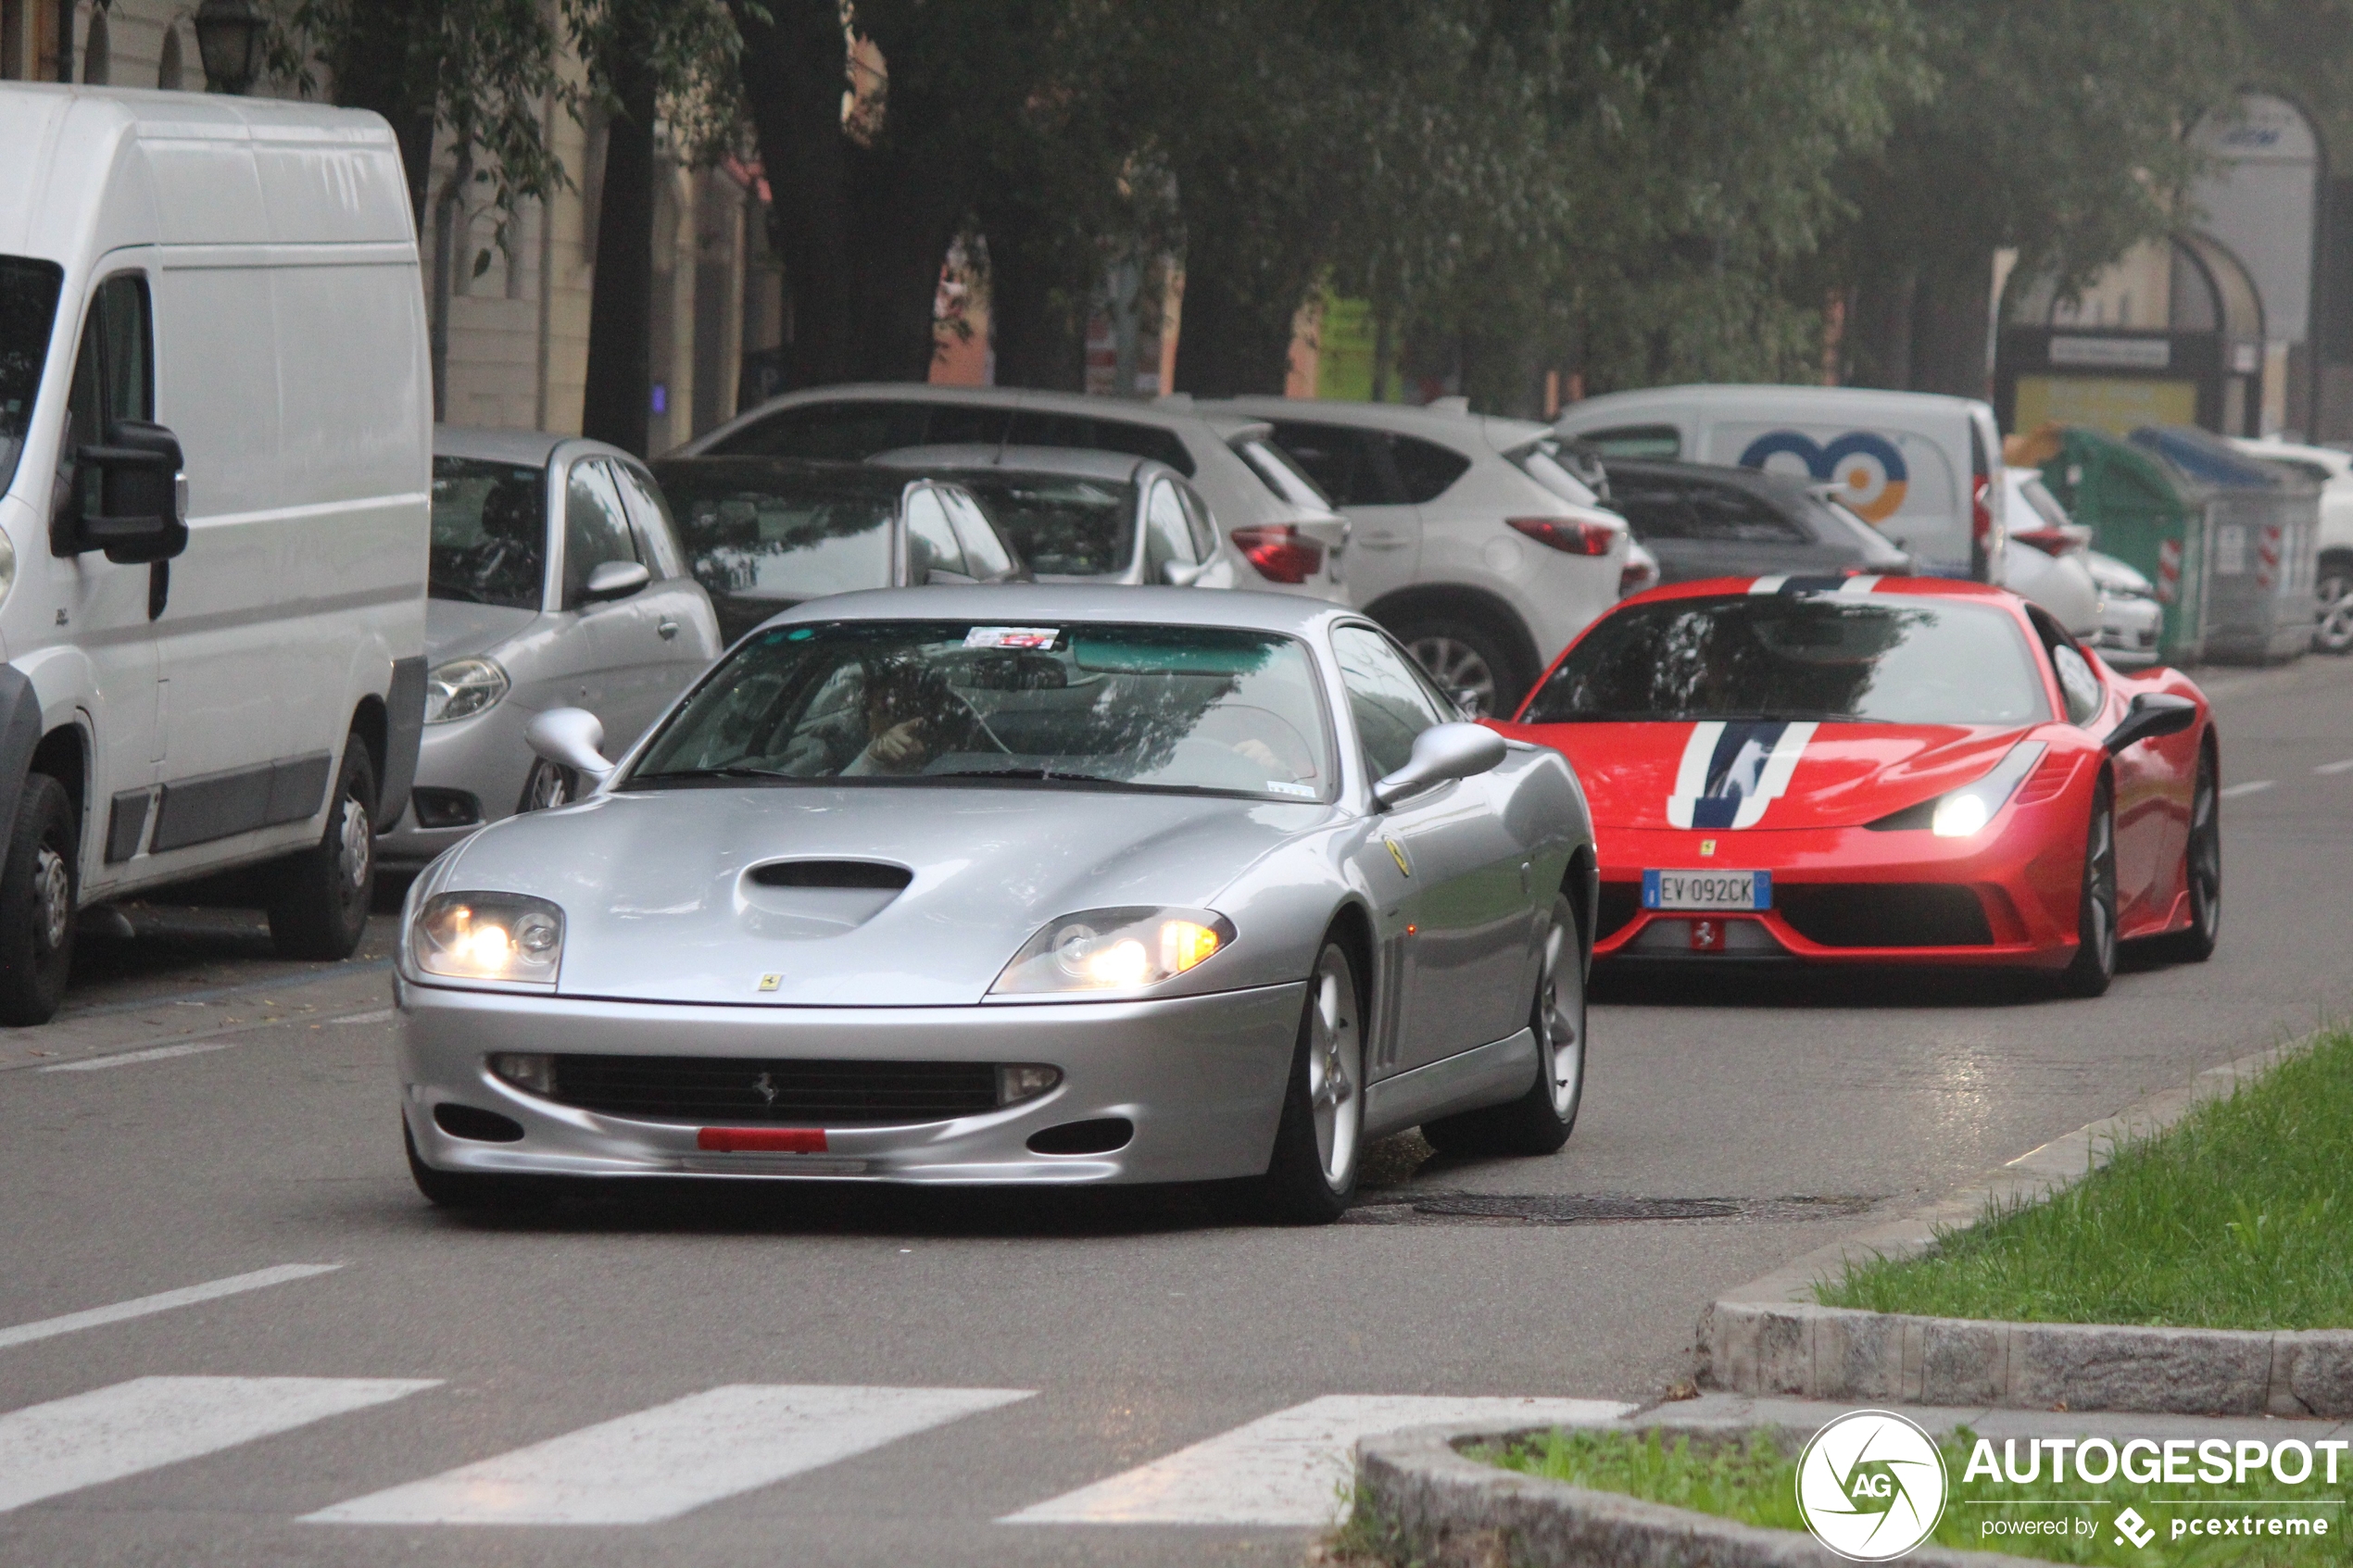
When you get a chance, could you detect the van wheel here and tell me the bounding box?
[0,775,79,1025]
[267,742,377,960]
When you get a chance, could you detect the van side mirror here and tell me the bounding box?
[2104,692,2197,754]
[525,708,614,781]
[62,420,189,564]
[1373,721,1508,808]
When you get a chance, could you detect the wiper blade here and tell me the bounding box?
[630,765,798,784]
[929,767,1134,787]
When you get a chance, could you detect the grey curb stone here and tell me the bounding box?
[1353,1423,2047,1568]
[1702,1038,2353,1417]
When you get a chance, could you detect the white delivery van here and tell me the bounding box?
[0,84,429,1022]
[1554,384,2007,581]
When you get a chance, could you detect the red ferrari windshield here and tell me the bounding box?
[1524,594,2049,727]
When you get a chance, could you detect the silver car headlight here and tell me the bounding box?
[1928,742,2046,838]
[410,892,564,986]
[425,657,510,724]
[991,907,1235,996]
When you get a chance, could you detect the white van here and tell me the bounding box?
[0,84,429,1022]
[1554,384,2007,580]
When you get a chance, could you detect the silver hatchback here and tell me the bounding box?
[380,429,723,870]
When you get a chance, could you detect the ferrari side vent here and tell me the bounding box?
[1777,884,1994,947]
[749,859,913,890]
[1595,882,1641,940]
[2011,754,2078,807]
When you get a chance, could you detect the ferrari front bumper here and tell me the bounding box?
[396,976,1305,1185]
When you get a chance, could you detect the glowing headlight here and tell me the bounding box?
[1926,742,2047,839]
[991,907,1236,996]
[411,892,564,985]
[424,657,510,724]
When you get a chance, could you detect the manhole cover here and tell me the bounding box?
[1339,1192,1880,1226]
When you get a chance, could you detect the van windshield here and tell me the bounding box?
[0,258,65,501]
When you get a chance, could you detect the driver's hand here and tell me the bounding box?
[870,717,929,770]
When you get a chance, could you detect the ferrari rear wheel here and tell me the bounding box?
[2155,745,2221,962]
[2059,779,2119,997]
[1254,936,1365,1224]
[1423,894,1586,1157]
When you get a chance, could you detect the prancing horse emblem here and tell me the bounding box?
[751,1072,778,1105]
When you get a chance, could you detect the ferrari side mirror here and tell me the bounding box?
[2104,692,2196,754]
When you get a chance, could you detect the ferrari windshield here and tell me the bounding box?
[630,620,1333,801]
[0,258,64,500]
[1524,595,2050,726]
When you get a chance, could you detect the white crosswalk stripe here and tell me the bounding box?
[0,1264,344,1352]
[307,1383,1034,1526]
[0,1375,439,1514]
[1000,1394,1633,1527]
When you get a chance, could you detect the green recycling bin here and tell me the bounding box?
[2036,428,2209,665]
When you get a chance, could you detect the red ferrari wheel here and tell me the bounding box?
[2059,779,2118,997]
[2155,745,2221,962]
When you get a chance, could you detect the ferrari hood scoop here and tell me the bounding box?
[741,859,913,938]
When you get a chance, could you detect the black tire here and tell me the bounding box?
[2058,778,2119,997]
[1424,894,1587,1157]
[2315,555,2353,656]
[0,774,79,1026]
[404,1120,538,1211]
[1252,935,1366,1225]
[267,740,377,960]
[517,757,579,814]
[2153,744,2221,963]
[1391,613,1530,719]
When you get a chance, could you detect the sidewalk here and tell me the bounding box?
[1642,1390,2353,1444]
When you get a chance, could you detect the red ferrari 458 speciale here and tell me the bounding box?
[1494,574,2219,994]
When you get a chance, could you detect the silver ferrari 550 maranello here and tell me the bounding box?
[396,586,1599,1223]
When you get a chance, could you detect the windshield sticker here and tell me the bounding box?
[964,626,1061,650]
[1265,780,1317,798]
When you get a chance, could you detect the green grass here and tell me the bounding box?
[1478,1428,2348,1567]
[1816,1030,2353,1330]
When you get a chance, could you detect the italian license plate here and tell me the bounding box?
[1642,869,1771,912]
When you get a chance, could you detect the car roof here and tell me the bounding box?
[434,425,618,467]
[1597,458,1822,501]
[1214,395,1550,451]
[756,583,1367,638]
[866,445,1156,483]
[1621,573,2021,608]
[648,454,916,498]
[689,383,1254,449]
[1558,383,1987,419]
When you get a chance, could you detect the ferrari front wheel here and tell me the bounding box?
[1253,937,1365,1224]
[2059,779,2119,997]
[2155,745,2221,963]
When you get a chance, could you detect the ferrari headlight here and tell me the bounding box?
[991,907,1236,996]
[425,657,510,724]
[411,891,564,985]
[1928,742,2046,838]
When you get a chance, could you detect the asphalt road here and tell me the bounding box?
[2,657,2347,1567]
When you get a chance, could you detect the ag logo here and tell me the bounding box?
[1739,431,1910,524]
[1795,1410,1947,1561]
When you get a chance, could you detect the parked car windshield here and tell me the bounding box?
[658,466,899,619]
[0,258,64,500]
[430,457,547,610]
[954,473,1137,575]
[631,621,1333,801]
[1524,595,2049,726]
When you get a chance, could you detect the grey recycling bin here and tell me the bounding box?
[2129,426,2318,664]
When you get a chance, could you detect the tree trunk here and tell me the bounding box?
[978,219,1088,393]
[1908,257,1997,398]
[1846,262,1919,390]
[580,44,655,453]
[1170,205,1302,397]
[730,0,859,388]
[321,0,441,237]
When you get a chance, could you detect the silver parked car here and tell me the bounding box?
[395,587,1599,1223]
[650,457,1030,645]
[868,445,1223,586]
[380,429,723,870]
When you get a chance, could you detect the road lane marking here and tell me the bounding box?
[0,1264,345,1351]
[2316,759,2353,774]
[0,1375,437,1513]
[308,1384,1033,1525]
[1001,1394,1631,1527]
[2220,780,2275,799]
[40,1040,237,1073]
